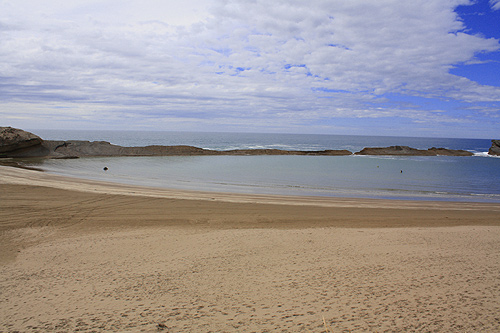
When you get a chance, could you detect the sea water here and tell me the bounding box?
[27,130,500,202]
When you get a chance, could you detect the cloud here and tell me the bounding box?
[0,0,499,135]
[491,0,500,10]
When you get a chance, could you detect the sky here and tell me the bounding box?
[1,0,500,138]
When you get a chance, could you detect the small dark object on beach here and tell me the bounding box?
[103,166,108,171]
[157,322,168,330]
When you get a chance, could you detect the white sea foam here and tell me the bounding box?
[474,152,500,158]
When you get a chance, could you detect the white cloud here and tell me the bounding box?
[1,0,499,135]
[491,0,500,10]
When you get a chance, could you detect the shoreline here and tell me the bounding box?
[2,165,500,210]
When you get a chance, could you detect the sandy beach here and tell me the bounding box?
[1,166,500,332]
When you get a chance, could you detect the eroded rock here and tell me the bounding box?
[0,127,43,155]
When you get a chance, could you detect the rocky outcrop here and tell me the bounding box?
[354,145,473,156]
[426,147,474,156]
[0,127,44,155]
[489,140,500,156]
[45,142,352,157]
[46,141,219,157]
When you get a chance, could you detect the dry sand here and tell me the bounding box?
[1,165,500,332]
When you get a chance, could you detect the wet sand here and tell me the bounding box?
[1,166,500,331]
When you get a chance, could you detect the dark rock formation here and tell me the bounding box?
[426,147,474,156]
[0,127,44,156]
[355,146,420,155]
[354,145,473,156]
[47,141,220,157]
[489,140,500,156]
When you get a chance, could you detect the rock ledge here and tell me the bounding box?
[355,145,473,156]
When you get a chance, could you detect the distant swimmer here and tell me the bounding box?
[103,167,108,171]
[400,170,403,173]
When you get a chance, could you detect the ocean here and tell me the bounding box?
[27,130,500,202]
